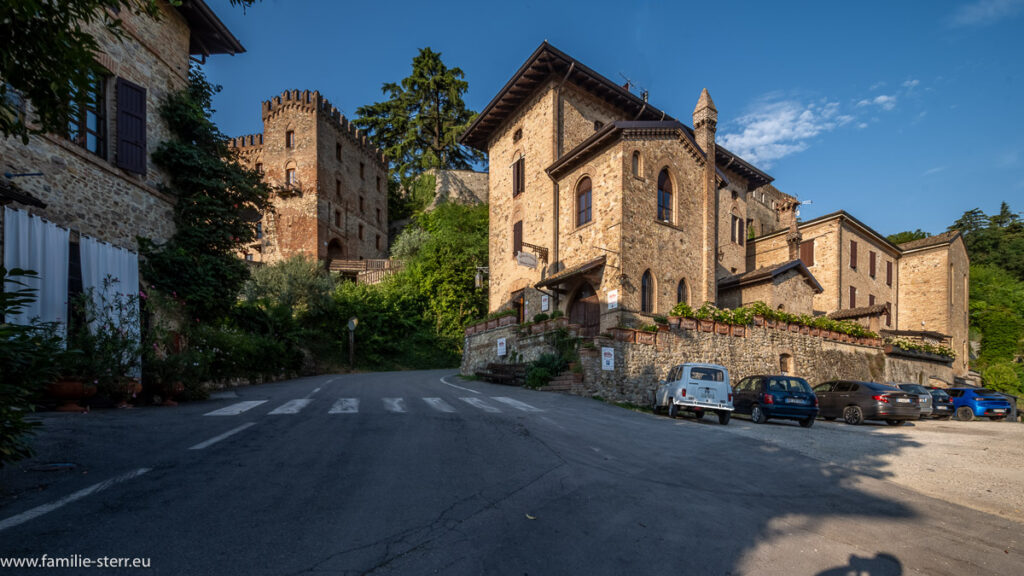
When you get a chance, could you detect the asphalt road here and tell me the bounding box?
[1,370,1021,575]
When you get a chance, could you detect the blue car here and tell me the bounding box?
[946,388,1013,421]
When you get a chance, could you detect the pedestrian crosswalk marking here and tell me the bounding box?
[205,400,268,416]
[268,399,312,415]
[329,398,359,414]
[492,397,543,412]
[383,398,406,413]
[459,397,501,413]
[422,397,456,413]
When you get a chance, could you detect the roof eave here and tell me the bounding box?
[177,0,246,57]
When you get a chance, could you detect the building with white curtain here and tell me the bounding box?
[0,2,243,333]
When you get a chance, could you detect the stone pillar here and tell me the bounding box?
[693,89,718,305]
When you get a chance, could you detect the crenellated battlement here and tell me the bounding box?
[229,133,264,151]
[260,89,387,165]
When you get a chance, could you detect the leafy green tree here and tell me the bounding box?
[949,208,989,236]
[887,229,931,245]
[139,68,272,322]
[0,0,256,143]
[981,363,1023,399]
[354,48,484,218]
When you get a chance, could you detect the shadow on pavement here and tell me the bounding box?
[816,553,903,575]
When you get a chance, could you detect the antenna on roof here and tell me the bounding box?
[619,72,647,100]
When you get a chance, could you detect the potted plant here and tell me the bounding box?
[637,325,658,345]
[74,277,144,407]
[611,326,635,343]
[652,315,669,332]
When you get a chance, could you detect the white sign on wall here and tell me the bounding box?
[497,337,507,356]
[607,289,619,310]
[541,294,549,311]
[601,347,615,371]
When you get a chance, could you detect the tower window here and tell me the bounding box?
[286,130,295,148]
[286,168,296,186]
[641,270,654,313]
[359,162,365,179]
[336,142,342,160]
[657,169,672,222]
[358,223,364,240]
[576,177,592,227]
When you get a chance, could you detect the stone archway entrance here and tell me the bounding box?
[569,282,600,337]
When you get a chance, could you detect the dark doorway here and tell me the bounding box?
[569,282,600,337]
[327,239,345,260]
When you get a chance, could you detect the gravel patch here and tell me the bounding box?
[721,416,1024,520]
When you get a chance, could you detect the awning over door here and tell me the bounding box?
[534,255,606,292]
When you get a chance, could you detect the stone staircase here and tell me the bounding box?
[541,369,583,393]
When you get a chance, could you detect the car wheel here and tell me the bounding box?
[843,405,864,425]
[885,419,903,426]
[668,402,678,419]
[751,405,767,424]
[956,406,974,421]
[718,410,730,425]
[799,416,815,428]
[693,409,705,420]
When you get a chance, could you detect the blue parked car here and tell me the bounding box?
[946,388,1013,421]
[732,375,818,427]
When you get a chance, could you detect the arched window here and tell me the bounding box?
[576,177,592,226]
[631,151,641,178]
[641,269,654,313]
[657,169,672,222]
[677,278,687,305]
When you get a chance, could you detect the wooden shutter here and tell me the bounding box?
[800,240,815,266]
[869,294,875,306]
[886,261,893,286]
[513,220,523,255]
[849,286,856,308]
[869,251,876,277]
[115,78,146,174]
[850,240,858,269]
[738,218,745,246]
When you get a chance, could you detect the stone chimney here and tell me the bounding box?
[693,89,718,305]
[778,198,803,261]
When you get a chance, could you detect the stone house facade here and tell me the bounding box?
[1,1,242,327]
[229,90,388,266]
[461,42,969,378]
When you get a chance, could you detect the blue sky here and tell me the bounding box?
[203,0,1024,237]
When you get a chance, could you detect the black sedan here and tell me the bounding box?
[812,380,921,425]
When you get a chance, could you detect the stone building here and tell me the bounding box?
[229,90,389,266]
[1,1,242,327]
[460,42,969,377]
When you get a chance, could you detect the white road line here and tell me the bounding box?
[204,400,268,416]
[268,399,313,415]
[305,387,322,398]
[383,398,407,413]
[492,397,543,412]
[0,468,151,533]
[423,397,457,413]
[329,398,360,414]
[460,397,501,413]
[441,376,480,394]
[188,423,255,450]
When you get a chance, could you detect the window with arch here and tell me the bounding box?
[286,167,297,186]
[576,177,592,226]
[657,169,672,222]
[631,151,641,178]
[641,269,654,313]
[677,278,687,305]
[286,130,295,148]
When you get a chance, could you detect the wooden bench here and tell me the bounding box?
[474,363,528,386]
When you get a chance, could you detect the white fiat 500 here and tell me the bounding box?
[652,363,733,425]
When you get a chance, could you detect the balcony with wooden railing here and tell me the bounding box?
[328,259,404,284]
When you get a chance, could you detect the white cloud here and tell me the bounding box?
[857,122,869,129]
[948,0,1024,27]
[922,166,947,176]
[719,99,850,167]
[902,79,920,88]
[869,81,887,91]
[873,95,898,110]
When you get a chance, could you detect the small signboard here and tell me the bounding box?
[516,251,538,269]
[601,347,615,371]
[607,290,618,310]
[541,294,549,311]
[497,337,507,357]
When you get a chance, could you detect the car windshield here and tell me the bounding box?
[866,382,899,391]
[974,390,1005,399]
[690,368,724,382]
[767,377,812,393]
[929,389,950,399]
[899,384,928,394]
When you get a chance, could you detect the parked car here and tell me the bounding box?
[652,363,733,425]
[895,384,934,418]
[945,388,1013,421]
[812,380,921,425]
[733,375,818,427]
[924,387,954,420]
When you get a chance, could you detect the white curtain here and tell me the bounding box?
[2,206,70,332]
[80,236,141,377]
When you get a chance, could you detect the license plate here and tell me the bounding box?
[994,409,1006,413]
[785,398,806,404]
[897,398,911,403]
[702,388,715,400]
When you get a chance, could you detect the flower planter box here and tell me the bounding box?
[656,323,669,332]
[753,315,765,326]
[47,379,97,412]
[531,322,546,334]
[636,331,657,345]
[789,324,800,333]
[731,325,746,337]
[680,318,697,330]
[465,325,476,337]
[765,318,776,328]
[579,346,599,358]
[776,322,788,331]
[699,319,714,332]
[715,322,731,335]
[667,316,682,329]
[550,317,568,330]
[809,327,820,337]
[486,319,499,330]
[612,328,636,343]
[800,326,810,335]
[499,315,516,327]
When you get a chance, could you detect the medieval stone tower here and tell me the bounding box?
[230,89,389,265]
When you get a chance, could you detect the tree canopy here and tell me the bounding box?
[887,229,931,245]
[354,48,484,218]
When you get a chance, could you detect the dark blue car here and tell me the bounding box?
[946,388,1013,421]
[733,375,818,427]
